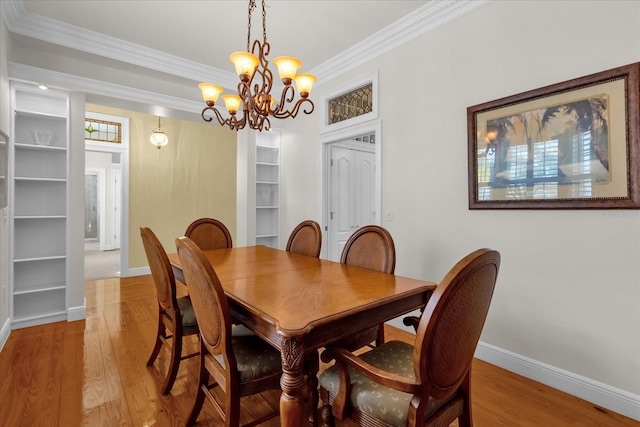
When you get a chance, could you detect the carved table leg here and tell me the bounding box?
[280,337,305,427]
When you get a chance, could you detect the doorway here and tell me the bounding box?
[322,121,381,261]
[83,111,129,281]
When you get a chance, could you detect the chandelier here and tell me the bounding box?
[197,0,316,132]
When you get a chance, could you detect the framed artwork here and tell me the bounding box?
[467,62,639,209]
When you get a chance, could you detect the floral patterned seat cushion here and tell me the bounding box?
[214,329,282,382]
[177,295,197,327]
[319,340,448,427]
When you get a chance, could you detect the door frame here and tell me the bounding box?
[320,119,382,260]
[84,111,130,275]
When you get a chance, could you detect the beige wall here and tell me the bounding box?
[86,104,237,269]
[281,0,640,397]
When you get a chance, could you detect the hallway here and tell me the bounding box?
[84,249,120,281]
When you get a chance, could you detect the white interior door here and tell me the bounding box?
[328,146,375,261]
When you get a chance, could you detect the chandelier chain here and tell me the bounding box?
[262,0,267,43]
[247,0,255,51]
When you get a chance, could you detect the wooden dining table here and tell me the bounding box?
[168,245,436,427]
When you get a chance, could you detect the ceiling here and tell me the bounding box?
[2,0,487,120]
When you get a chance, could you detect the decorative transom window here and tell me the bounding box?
[85,118,122,144]
[328,83,373,125]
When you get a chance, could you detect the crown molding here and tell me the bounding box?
[8,62,202,116]
[311,0,491,84]
[1,0,490,89]
[0,0,238,89]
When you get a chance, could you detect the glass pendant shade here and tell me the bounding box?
[230,51,260,80]
[294,73,316,97]
[150,130,168,149]
[273,56,301,84]
[198,83,223,104]
[222,94,243,114]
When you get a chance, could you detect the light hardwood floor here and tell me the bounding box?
[0,275,637,427]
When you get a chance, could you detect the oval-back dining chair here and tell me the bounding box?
[175,236,283,427]
[184,218,233,251]
[318,248,501,427]
[338,225,396,350]
[286,220,322,258]
[140,227,199,394]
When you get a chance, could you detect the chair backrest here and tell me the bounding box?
[286,220,322,258]
[175,236,235,368]
[340,225,396,274]
[414,248,500,401]
[184,218,233,251]
[140,227,178,313]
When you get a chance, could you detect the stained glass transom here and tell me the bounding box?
[85,118,121,144]
[328,83,373,125]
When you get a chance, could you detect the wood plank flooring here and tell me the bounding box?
[0,275,637,427]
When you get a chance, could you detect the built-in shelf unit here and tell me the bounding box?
[255,131,280,248]
[10,83,70,328]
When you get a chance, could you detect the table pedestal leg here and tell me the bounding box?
[280,337,305,427]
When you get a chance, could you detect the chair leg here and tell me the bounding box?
[306,352,320,426]
[186,343,207,426]
[375,323,385,347]
[459,372,473,427]
[320,402,334,427]
[147,310,164,366]
[161,322,183,394]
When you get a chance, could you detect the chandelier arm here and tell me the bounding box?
[271,98,315,119]
[201,105,226,125]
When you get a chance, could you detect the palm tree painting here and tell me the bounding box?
[480,95,610,195]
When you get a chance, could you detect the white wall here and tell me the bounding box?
[281,0,640,409]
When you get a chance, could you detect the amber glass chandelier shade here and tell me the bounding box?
[222,94,243,114]
[294,73,316,97]
[198,83,224,103]
[273,56,302,83]
[230,51,260,79]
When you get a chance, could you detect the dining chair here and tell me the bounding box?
[140,227,199,394]
[184,217,233,250]
[304,225,396,423]
[175,236,283,427]
[286,220,322,258]
[338,225,396,350]
[318,248,500,427]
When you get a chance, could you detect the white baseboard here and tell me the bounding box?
[123,266,150,277]
[67,298,86,322]
[475,341,640,422]
[0,317,10,352]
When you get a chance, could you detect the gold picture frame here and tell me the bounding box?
[467,62,639,209]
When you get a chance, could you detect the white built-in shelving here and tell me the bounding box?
[10,83,69,328]
[255,132,280,248]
